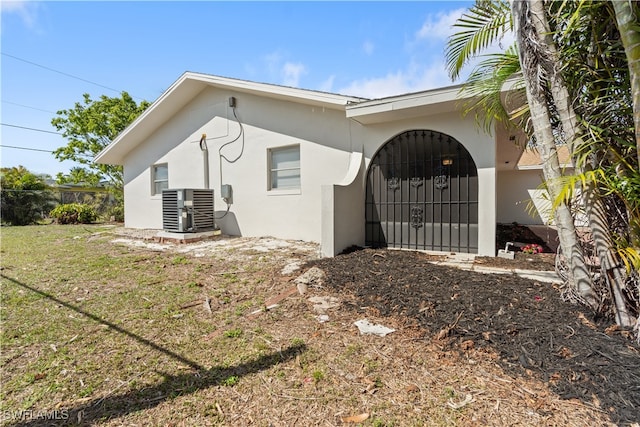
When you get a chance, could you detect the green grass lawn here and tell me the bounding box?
[0,225,307,425]
[1,224,617,427]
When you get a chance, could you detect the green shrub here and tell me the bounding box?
[50,203,98,224]
[0,166,56,225]
[106,204,124,222]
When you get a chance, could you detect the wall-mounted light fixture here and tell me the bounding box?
[442,158,453,166]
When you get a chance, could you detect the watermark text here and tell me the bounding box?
[2,409,69,421]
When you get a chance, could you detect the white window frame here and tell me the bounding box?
[267,145,301,194]
[151,163,168,196]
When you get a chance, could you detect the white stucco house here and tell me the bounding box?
[95,71,551,257]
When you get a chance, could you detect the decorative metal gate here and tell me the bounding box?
[365,130,478,253]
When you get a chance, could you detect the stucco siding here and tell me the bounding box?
[496,169,546,225]
[114,75,506,257]
[123,87,356,242]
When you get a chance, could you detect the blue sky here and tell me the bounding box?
[1,1,475,177]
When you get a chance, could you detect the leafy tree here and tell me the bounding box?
[0,166,56,226]
[51,92,150,193]
[56,167,103,188]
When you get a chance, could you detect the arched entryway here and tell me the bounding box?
[365,130,478,253]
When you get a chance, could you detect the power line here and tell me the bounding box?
[0,143,95,160]
[0,144,54,153]
[0,189,56,193]
[1,123,62,135]
[2,100,58,114]
[2,52,144,100]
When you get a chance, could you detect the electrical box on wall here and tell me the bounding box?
[228,97,236,108]
[221,184,233,203]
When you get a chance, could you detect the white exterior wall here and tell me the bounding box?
[496,169,547,225]
[123,87,355,244]
[321,153,366,257]
[121,86,497,256]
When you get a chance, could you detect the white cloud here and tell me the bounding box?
[262,51,308,87]
[339,72,408,99]
[489,30,516,54]
[282,62,307,87]
[339,5,514,99]
[318,74,336,93]
[415,8,467,42]
[1,0,40,29]
[337,8,468,99]
[264,51,284,76]
[339,60,454,99]
[362,40,374,56]
[1,0,29,12]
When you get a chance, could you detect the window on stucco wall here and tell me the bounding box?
[268,145,300,191]
[152,163,168,195]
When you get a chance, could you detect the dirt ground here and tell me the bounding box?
[4,226,639,426]
[311,248,640,425]
[107,228,640,425]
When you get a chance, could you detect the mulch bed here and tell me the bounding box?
[475,252,556,271]
[496,222,558,253]
[312,248,640,425]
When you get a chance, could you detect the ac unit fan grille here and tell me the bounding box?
[191,189,215,230]
[162,189,215,232]
[162,190,180,231]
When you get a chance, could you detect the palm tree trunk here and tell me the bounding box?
[611,0,640,333]
[512,0,598,310]
[612,0,640,167]
[529,0,635,326]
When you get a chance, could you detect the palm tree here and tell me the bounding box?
[550,0,639,328]
[517,0,635,326]
[447,0,640,329]
[446,0,518,131]
[446,0,598,310]
[612,0,640,166]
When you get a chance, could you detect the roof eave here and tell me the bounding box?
[345,85,464,125]
[95,71,202,165]
[345,76,522,125]
[95,72,368,165]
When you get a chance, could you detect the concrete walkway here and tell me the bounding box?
[430,253,561,284]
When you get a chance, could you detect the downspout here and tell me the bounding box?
[199,133,209,189]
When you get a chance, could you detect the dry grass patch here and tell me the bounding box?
[1,225,632,426]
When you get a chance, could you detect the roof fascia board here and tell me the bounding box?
[95,72,367,164]
[345,76,522,124]
[95,72,203,163]
[345,85,464,123]
[189,72,366,108]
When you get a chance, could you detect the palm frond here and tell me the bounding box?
[617,246,640,271]
[458,44,524,132]
[550,169,609,212]
[446,0,512,80]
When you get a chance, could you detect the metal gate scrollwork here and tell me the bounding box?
[365,130,479,253]
[388,177,400,191]
[434,166,448,191]
[411,205,423,229]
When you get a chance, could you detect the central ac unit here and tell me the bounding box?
[162,188,215,232]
